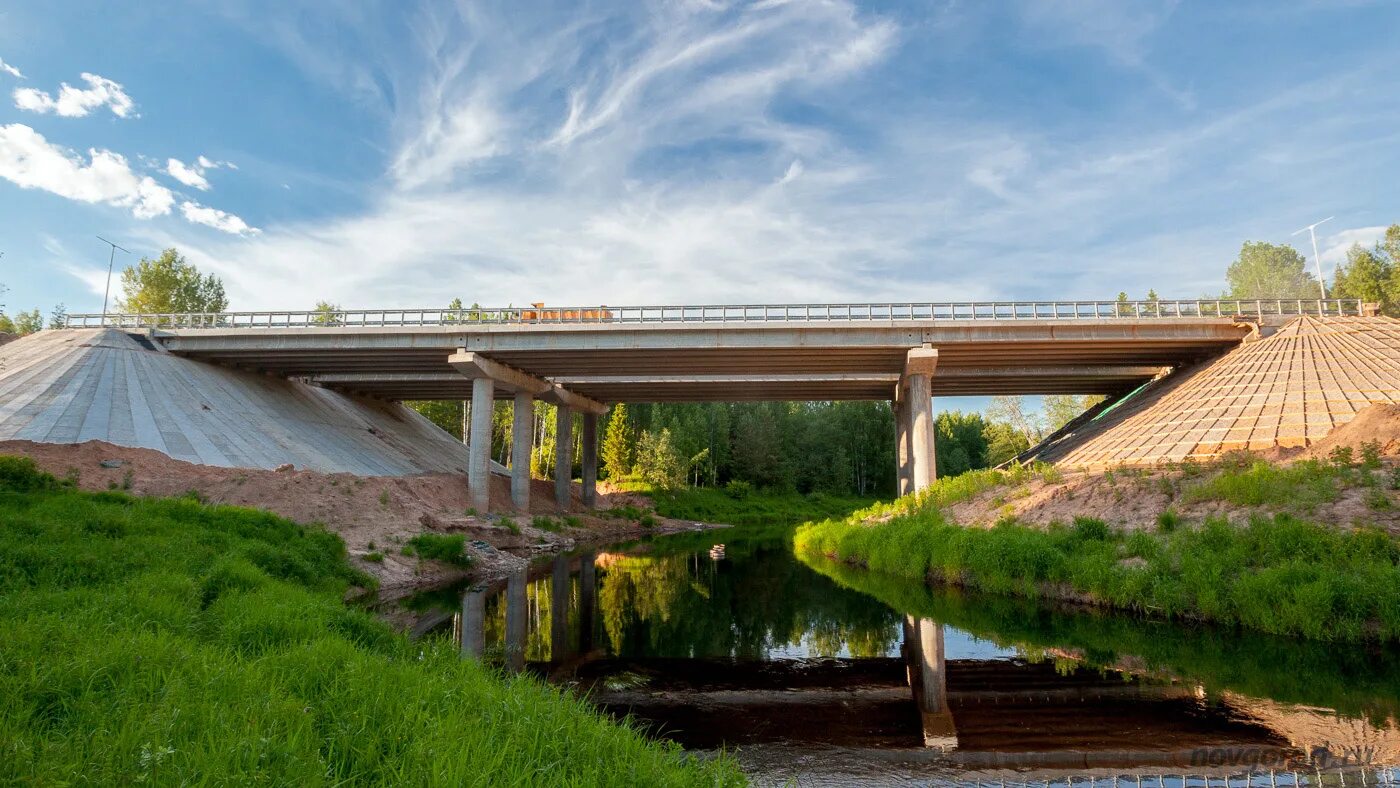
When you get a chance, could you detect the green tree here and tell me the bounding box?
[635,428,686,490]
[311,301,344,326]
[47,303,67,330]
[13,308,42,336]
[983,421,1031,466]
[118,249,228,314]
[1042,394,1106,433]
[1331,224,1400,316]
[935,411,990,477]
[0,314,14,335]
[1224,241,1319,300]
[601,403,636,480]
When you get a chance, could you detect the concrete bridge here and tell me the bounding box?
[64,298,1365,513]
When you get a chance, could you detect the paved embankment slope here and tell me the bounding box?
[0,328,471,475]
[1028,316,1400,468]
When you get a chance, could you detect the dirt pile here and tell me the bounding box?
[1,439,714,598]
[1296,404,1400,460]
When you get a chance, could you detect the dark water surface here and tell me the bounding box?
[403,526,1400,786]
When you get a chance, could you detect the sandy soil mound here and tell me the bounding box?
[0,439,711,598]
[1297,404,1400,459]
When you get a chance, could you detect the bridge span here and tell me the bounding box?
[64,299,1365,513]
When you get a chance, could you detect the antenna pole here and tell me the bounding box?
[1292,217,1333,301]
[96,236,131,326]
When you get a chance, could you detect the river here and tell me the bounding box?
[401,525,1400,786]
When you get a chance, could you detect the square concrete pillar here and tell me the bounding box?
[554,405,574,510]
[908,371,937,491]
[580,412,599,508]
[468,377,495,513]
[905,346,939,493]
[511,392,533,511]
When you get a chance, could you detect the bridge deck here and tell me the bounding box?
[111,317,1266,401]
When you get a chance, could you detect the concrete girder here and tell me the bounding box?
[448,351,552,395]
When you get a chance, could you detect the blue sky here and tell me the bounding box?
[2,0,1399,320]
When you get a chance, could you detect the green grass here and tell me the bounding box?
[531,516,563,533]
[1180,458,1347,510]
[401,533,472,567]
[0,457,743,786]
[646,486,874,527]
[795,505,1400,642]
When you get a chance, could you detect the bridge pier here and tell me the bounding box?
[555,405,574,510]
[449,350,607,512]
[902,346,939,493]
[581,413,598,508]
[511,392,534,510]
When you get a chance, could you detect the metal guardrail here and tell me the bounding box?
[62,299,1367,329]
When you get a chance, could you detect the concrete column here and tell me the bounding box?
[554,405,574,510]
[580,412,599,508]
[468,377,495,513]
[460,586,485,659]
[895,394,913,496]
[905,616,956,750]
[908,371,937,491]
[511,392,533,511]
[551,555,571,663]
[504,569,527,673]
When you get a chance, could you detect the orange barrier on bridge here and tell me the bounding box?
[520,303,613,321]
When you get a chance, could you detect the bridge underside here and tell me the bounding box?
[154,319,1252,402]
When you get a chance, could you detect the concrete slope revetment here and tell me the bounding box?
[0,328,472,476]
[1029,315,1400,468]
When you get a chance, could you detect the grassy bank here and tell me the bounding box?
[643,485,874,527]
[0,457,742,786]
[794,463,1400,642]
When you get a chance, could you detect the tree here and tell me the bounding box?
[13,308,42,336]
[1042,394,1106,433]
[1224,241,1319,300]
[312,301,344,325]
[118,249,228,314]
[983,421,1030,466]
[934,411,989,477]
[1332,224,1400,316]
[987,395,1043,444]
[635,428,686,490]
[601,403,636,480]
[47,303,67,330]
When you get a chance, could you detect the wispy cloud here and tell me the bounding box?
[0,56,22,80]
[0,123,172,218]
[166,158,211,190]
[180,201,259,236]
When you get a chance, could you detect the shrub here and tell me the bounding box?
[363,551,384,563]
[1329,445,1355,468]
[0,456,64,492]
[724,480,753,500]
[402,534,471,567]
[1072,517,1110,541]
[1360,441,1383,470]
[498,516,520,535]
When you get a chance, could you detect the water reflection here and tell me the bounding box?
[409,528,1400,783]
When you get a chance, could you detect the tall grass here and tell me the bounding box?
[647,486,873,527]
[0,457,742,786]
[794,506,1400,642]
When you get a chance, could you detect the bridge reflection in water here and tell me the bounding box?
[423,546,1398,780]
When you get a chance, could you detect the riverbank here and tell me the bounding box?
[794,455,1400,642]
[0,439,718,599]
[0,456,743,785]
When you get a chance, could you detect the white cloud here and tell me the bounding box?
[1319,225,1388,265]
[166,158,211,190]
[13,72,135,118]
[196,155,236,170]
[179,201,259,236]
[0,57,22,80]
[0,123,173,218]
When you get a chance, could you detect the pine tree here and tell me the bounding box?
[601,403,634,480]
